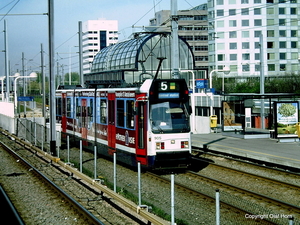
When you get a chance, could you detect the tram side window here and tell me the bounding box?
[76,98,80,116]
[100,99,107,124]
[56,98,62,115]
[88,99,93,121]
[67,98,71,117]
[117,100,124,127]
[76,98,82,127]
[126,100,135,129]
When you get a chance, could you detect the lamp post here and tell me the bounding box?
[209,67,230,116]
[13,72,37,114]
[187,70,195,133]
[0,76,6,101]
[221,66,231,92]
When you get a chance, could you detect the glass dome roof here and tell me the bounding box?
[86,32,194,86]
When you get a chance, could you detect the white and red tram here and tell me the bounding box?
[56,79,191,170]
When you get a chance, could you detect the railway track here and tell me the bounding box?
[0,140,103,225]
[3,124,298,224]
[202,163,300,206]
[0,129,168,225]
[146,159,300,225]
[185,170,299,222]
[146,172,276,225]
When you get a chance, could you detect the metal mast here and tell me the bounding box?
[171,0,179,79]
[48,0,57,156]
[260,34,265,129]
[4,20,9,101]
[78,21,84,86]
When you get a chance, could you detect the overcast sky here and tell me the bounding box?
[0,0,204,76]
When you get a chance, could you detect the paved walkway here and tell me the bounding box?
[192,132,300,169]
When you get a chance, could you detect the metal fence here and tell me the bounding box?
[16,117,61,153]
[14,117,298,225]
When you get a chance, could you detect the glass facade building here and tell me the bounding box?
[208,0,300,77]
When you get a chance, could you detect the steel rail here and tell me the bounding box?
[146,172,276,225]
[208,163,300,192]
[186,171,300,216]
[0,185,25,225]
[0,128,169,225]
[0,140,105,225]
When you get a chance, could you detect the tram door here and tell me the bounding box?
[107,93,116,155]
[61,93,67,133]
[135,95,147,165]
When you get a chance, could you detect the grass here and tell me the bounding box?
[60,157,188,225]
[277,125,297,134]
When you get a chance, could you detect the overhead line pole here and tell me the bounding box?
[78,21,84,86]
[41,43,45,119]
[4,20,9,101]
[171,0,179,79]
[260,34,265,129]
[48,0,57,156]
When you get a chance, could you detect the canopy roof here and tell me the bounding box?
[91,32,194,74]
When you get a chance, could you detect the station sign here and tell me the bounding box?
[205,88,215,94]
[195,79,208,89]
[17,96,34,101]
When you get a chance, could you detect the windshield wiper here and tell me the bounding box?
[151,120,164,133]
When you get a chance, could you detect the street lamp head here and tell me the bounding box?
[223,66,230,75]
[12,73,20,78]
[29,72,37,78]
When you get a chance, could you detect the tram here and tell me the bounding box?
[56,78,192,170]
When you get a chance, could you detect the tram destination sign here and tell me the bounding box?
[158,92,179,99]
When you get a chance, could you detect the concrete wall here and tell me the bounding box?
[0,102,15,134]
[194,116,211,134]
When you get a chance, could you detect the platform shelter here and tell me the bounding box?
[222,93,300,139]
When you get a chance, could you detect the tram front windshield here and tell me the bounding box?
[150,102,190,133]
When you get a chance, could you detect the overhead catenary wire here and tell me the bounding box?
[132,0,163,27]
[0,0,20,22]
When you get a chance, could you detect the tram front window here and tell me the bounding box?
[150,102,190,133]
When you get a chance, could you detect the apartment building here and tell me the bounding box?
[82,19,118,74]
[207,0,300,77]
[149,4,209,71]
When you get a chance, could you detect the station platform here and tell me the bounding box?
[191,132,300,170]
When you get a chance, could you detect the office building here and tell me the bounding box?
[149,4,209,71]
[207,0,300,77]
[82,19,118,74]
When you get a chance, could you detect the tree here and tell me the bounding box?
[62,72,80,85]
[278,103,296,118]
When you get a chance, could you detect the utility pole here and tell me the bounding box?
[22,52,26,115]
[48,0,57,156]
[4,20,9,101]
[259,34,265,129]
[41,43,45,119]
[69,45,71,85]
[78,21,84,86]
[171,0,179,79]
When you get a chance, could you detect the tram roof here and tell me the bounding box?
[90,32,194,74]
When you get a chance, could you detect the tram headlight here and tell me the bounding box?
[156,142,165,150]
[156,142,160,149]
